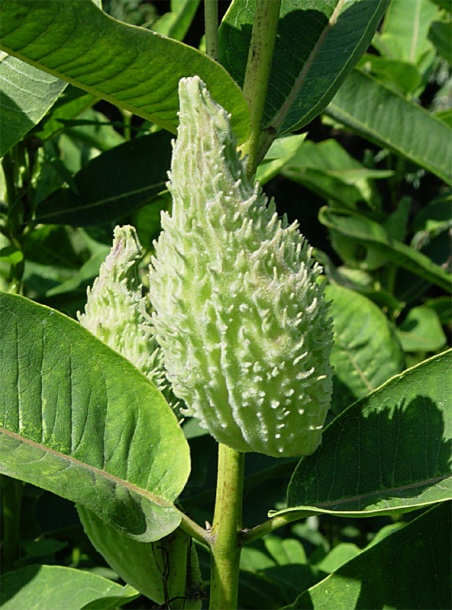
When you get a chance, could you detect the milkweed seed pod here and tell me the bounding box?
[149,76,333,457]
[78,225,172,404]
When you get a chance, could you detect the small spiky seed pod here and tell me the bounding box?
[78,225,169,400]
[149,76,333,457]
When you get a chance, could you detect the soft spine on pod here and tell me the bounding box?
[149,76,333,457]
[78,225,171,402]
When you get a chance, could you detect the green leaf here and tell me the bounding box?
[0,565,140,610]
[239,536,316,609]
[320,207,452,292]
[326,284,405,411]
[78,508,203,607]
[0,292,190,542]
[358,55,422,96]
[429,19,452,63]
[152,0,201,41]
[0,0,250,143]
[281,502,451,609]
[325,70,452,184]
[378,0,438,64]
[314,542,360,574]
[282,139,393,209]
[279,350,452,518]
[256,134,307,186]
[0,52,66,156]
[219,0,389,135]
[35,131,172,226]
[397,305,447,352]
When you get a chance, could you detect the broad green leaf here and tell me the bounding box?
[78,507,203,608]
[0,0,250,143]
[325,70,452,184]
[35,131,172,226]
[378,0,438,64]
[219,0,389,137]
[397,305,447,352]
[0,565,140,610]
[278,350,452,519]
[281,502,451,609]
[326,284,405,412]
[0,0,102,156]
[320,207,452,292]
[0,52,66,156]
[0,292,190,542]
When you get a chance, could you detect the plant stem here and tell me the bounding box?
[241,511,310,546]
[241,0,281,175]
[209,444,245,609]
[178,509,212,547]
[204,0,219,61]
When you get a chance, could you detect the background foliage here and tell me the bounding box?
[0,0,451,608]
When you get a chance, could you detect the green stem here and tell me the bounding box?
[204,0,219,61]
[178,509,212,547]
[209,444,245,610]
[241,511,308,546]
[241,0,281,175]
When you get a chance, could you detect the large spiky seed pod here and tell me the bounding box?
[78,225,171,403]
[149,76,333,457]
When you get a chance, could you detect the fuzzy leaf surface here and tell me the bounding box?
[219,0,389,135]
[0,293,190,542]
[0,0,250,142]
[281,502,451,609]
[277,350,452,518]
[325,70,452,184]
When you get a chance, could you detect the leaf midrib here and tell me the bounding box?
[0,426,174,508]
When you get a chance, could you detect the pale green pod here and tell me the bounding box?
[78,225,169,400]
[149,76,333,457]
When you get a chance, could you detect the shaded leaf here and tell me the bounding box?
[279,350,452,518]
[78,508,203,608]
[282,139,393,209]
[0,0,249,142]
[35,131,172,226]
[325,70,452,184]
[281,503,451,609]
[219,0,389,137]
[320,207,452,292]
[0,292,190,542]
[0,565,139,610]
[429,19,452,63]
